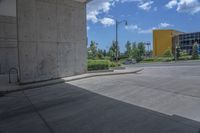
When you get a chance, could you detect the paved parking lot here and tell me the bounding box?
[1,62,200,133]
[71,62,200,122]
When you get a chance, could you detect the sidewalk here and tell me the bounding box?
[0,81,199,133]
[0,68,143,94]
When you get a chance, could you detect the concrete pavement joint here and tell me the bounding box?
[0,69,144,95]
[23,91,55,133]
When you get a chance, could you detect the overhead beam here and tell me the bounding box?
[73,0,93,3]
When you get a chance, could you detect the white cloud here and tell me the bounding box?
[87,0,155,25]
[125,22,173,34]
[166,0,200,14]
[87,26,90,30]
[138,27,157,33]
[87,0,112,23]
[120,0,155,10]
[100,17,115,27]
[125,24,156,34]
[87,10,99,23]
[120,0,142,3]
[166,0,177,9]
[159,22,173,28]
[125,24,140,30]
[138,1,154,11]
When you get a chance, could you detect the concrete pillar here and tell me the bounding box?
[0,15,18,74]
[17,0,87,83]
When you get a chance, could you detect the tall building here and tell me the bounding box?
[173,32,200,55]
[153,30,183,57]
[153,29,200,57]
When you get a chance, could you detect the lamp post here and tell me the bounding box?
[171,32,177,62]
[115,19,128,62]
[145,41,151,57]
[174,35,179,62]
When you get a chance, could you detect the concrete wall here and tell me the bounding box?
[0,0,16,17]
[0,15,18,74]
[17,0,87,83]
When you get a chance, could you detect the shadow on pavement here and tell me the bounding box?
[0,82,200,133]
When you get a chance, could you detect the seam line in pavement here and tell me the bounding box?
[1,69,144,95]
[23,91,55,133]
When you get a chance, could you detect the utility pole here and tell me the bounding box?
[175,35,179,62]
[115,19,128,62]
[115,20,118,62]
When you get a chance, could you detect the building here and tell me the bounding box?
[153,29,200,57]
[153,29,183,57]
[173,32,200,55]
[0,0,90,83]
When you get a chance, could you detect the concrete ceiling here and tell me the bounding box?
[74,0,92,3]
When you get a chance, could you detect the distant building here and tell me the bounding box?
[198,43,200,54]
[153,29,200,57]
[173,32,200,55]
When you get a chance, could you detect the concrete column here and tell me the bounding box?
[17,0,87,83]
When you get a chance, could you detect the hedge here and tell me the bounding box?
[88,60,109,71]
[142,57,173,63]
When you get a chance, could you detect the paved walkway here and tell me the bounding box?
[1,63,200,133]
[70,63,200,122]
[0,83,200,133]
[0,68,143,93]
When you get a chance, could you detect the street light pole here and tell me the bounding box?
[174,35,179,62]
[115,19,128,62]
[115,19,118,62]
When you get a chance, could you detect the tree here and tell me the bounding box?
[88,41,98,59]
[125,41,132,58]
[192,43,199,59]
[137,42,146,56]
[176,45,181,59]
[127,42,145,62]
[163,48,173,57]
[131,47,142,62]
[132,42,137,49]
[103,50,107,57]
[108,41,120,61]
[97,49,104,59]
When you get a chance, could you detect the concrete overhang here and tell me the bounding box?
[74,0,93,3]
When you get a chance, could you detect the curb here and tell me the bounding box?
[0,69,144,95]
[87,69,114,73]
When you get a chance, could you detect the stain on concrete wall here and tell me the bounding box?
[17,0,87,83]
[0,15,18,74]
[0,0,16,17]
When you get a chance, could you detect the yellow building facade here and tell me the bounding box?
[153,30,174,57]
[153,29,184,57]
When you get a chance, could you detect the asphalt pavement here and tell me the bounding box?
[1,61,200,133]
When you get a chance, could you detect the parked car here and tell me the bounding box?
[123,59,136,65]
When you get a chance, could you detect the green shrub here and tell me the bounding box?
[109,62,117,67]
[87,60,109,71]
[143,58,155,62]
[180,50,189,57]
[192,44,199,60]
[154,57,164,62]
[109,61,121,68]
[142,57,173,63]
[163,49,173,58]
[162,58,173,62]
[179,56,191,60]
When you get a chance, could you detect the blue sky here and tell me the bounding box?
[86,0,200,52]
